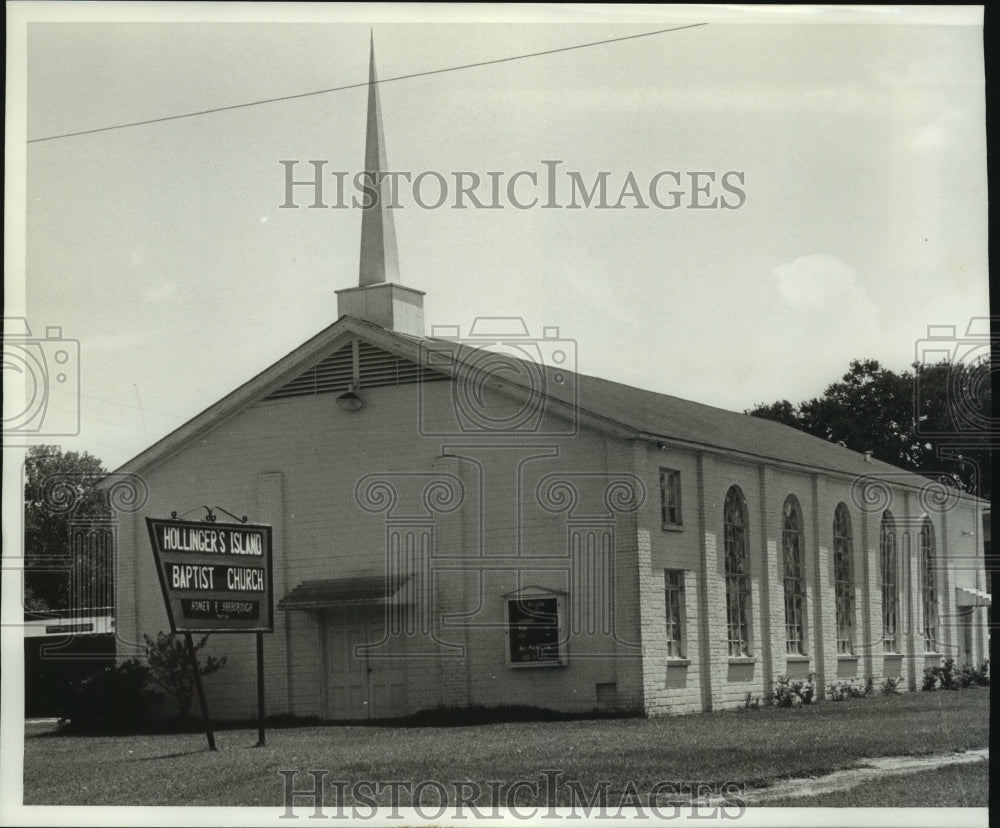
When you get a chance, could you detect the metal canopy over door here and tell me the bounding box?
[324,606,406,720]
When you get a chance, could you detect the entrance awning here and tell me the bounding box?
[955,586,992,608]
[278,574,411,610]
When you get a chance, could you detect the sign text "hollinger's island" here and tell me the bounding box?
[160,525,264,556]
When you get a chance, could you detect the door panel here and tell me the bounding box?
[326,619,368,719]
[325,608,407,720]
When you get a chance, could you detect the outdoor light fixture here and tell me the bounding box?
[336,383,364,412]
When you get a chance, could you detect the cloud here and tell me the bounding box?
[911,108,979,151]
[142,281,178,303]
[772,254,872,314]
[756,254,884,401]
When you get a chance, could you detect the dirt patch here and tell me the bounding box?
[736,748,989,804]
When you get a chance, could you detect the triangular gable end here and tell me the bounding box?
[265,339,448,401]
[102,317,454,480]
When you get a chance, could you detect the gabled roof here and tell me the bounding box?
[105,316,975,501]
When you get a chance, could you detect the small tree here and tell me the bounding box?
[24,445,111,610]
[143,632,226,719]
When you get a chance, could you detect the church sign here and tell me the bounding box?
[146,518,274,633]
[506,595,566,667]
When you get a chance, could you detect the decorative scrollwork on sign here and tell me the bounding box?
[355,475,399,515]
[536,472,645,520]
[918,475,962,515]
[40,474,86,514]
[421,475,465,515]
[356,472,464,519]
[850,475,892,514]
[603,477,645,515]
[536,476,580,515]
[104,473,149,514]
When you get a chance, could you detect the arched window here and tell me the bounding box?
[921,518,938,652]
[782,496,806,655]
[833,503,854,654]
[724,486,751,657]
[880,511,898,652]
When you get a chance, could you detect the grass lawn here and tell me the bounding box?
[23,687,989,807]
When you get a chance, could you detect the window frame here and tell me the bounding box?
[832,503,855,655]
[781,495,807,656]
[664,569,687,659]
[723,485,752,658]
[659,468,683,529]
[880,511,898,653]
[920,518,939,653]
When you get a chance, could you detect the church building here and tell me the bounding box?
[107,42,990,721]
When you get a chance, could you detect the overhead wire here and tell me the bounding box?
[27,23,708,144]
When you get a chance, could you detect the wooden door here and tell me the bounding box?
[325,607,406,720]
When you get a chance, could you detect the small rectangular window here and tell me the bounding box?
[506,595,567,667]
[664,570,686,658]
[660,469,683,528]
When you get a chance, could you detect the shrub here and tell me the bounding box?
[922,657,958,691]
[772,673,816,707]
[956,659,990,688]
[922,658,990,691]
[143,632,227,719]
[880,677,902,695]
[828,676,875,701]
[743,692,762,710]
[59,659,162,733]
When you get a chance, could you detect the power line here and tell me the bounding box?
[27,23,708,144]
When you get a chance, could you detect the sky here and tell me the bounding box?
[6,4,989,472]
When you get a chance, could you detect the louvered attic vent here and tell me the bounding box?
[264,341,448,401]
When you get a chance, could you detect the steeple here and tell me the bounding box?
[358,33,399,286]
[337,35,425,336]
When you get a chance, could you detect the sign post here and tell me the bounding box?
[146,516,274,749]
[185,632,216,751]
[256,632,265,746]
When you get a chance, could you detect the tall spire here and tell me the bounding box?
[337,34,425,336]
[358,33,400,286]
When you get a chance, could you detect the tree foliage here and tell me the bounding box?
[143,632,227,719]
[748,359,991,498]
[23,445,111,611]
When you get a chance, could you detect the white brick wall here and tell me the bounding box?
[115,370,990,719]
